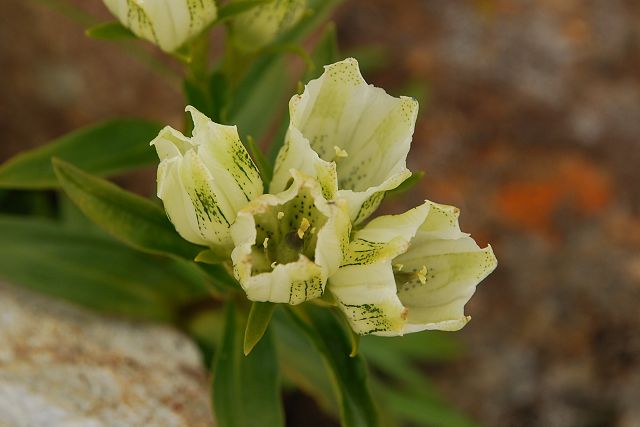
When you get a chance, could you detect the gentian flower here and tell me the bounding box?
[151,106,262,253]
[151,60,497,330]
[231,169,350,304]
[271,58,419,224]
[102,0,218,52]
[328,201,498,336]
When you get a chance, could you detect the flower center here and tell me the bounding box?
[248,187,328,275]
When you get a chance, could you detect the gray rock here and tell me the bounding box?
[0,282,214,427]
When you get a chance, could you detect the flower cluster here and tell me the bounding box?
[151,58,497,336]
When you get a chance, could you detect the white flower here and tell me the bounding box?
[102,0,217,52]
[271,58,419,225]
[151,106,263,253]
[231,169,350,305]
[328,201,497,336]
[228,0,307,52]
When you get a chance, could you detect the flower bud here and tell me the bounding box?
[103,0,218,52]
[228,0,306,52]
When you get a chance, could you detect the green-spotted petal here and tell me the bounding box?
[231,170,350,304]
[151,106,263,252]
[102,0,217,52]
[328,203,429,335]
[329,201,497,336]
[394,202,498,333]
[273,57,419,224]
[270,125,338,200]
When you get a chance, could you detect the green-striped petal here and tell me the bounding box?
[329,201,497,336]
[151,106,263,252]
[273,58,419,224]
[102,0,217,52]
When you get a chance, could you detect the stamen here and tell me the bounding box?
[333,146,348,158]
[417,265,427,284]
[271,261,277,269]
[262,237,269,248]
[394,263,404,271]
[277,211,285,220]
[297,217,311,239]
[310,227,317,234]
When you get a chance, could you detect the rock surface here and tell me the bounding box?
[0,282,214,427]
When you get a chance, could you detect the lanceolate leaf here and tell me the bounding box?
[213,302,284,427]
[0,215,210,322]
[272,310,338,416]
[303,23,340,83]
[244,302,276,355]
[0,119,161,189]
[85,21,136,40]
[228,55,288,143]
[268,21,341,162]
[286,305,380,427]
[53,159,201,260]
[276,0,343,46]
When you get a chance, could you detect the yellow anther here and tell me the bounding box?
[297,217,311,239]
[262,237,269,248]
[333,146,348,158]
[394,263,404,271]
[271,261,277,269]
[277,211,285,220]
[310,227,317,234]
[417,265,427,284]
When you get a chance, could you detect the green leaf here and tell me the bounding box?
[386,171,425,198]
[244,302,276,355]
[276,0,343,46]
[272,310,338,415]
[183,78,213,119]
[286,306,380,427]
[246,135,273,185]
[216,0,275,23]
[374,383,482,427]
[0,119,161,189]
[52,159,201,260]
[267,21,341,162]
[213,302,284,427]
[303,22,340,83]
[194,248,229,265]
[228,55,289,143]
[361,333,476,427]
[85,21,136,40]
[0,215,210,322]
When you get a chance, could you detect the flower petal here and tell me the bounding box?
[151,106,262,250]
[231,171,349,304]
[103,0,217,52]
[394,202,498,332]
[187,106,263,213]
[329,203,430,335]
[271,125,338,200]
[280,57,419,223]
[330,261,406,335]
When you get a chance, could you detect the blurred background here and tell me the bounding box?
[1,1,639,426]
